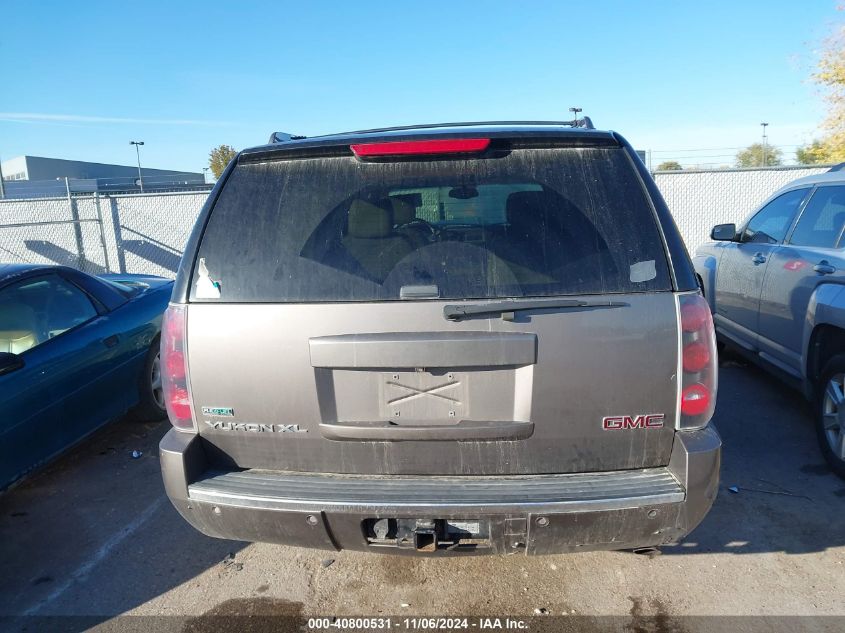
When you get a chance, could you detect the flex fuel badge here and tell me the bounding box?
[201,407,234,417]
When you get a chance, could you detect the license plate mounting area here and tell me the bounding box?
[364,517,490,551]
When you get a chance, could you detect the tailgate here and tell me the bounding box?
[187,293,679,475]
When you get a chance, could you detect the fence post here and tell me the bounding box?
[93,192,111,273]
[66,177,86,269]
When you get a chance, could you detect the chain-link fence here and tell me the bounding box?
[0,190,207,278]
[0,165,838,277]
[99,191,207,277]
[0,194,111,274]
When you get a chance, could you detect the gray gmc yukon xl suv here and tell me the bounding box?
[160,121,721,555]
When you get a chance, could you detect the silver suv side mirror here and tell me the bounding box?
[711,223,738,241]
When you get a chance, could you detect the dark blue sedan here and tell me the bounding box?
[0,264,172,490]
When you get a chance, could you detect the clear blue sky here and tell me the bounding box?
[1,0,841,172]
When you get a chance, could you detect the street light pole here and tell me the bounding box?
[760,123,768,167]
[130,141,145,192]
[569,107,582,125]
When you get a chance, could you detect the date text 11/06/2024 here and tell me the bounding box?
[306,617,529,630]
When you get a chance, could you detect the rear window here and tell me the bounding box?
[192,147,671,302]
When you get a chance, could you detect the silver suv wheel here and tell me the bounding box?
[823,372,845,462]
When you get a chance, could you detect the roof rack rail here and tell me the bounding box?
[268,131,307,144]
[266,119,596,145]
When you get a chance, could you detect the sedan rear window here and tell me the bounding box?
[192,147,671,302]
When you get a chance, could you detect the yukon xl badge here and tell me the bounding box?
[204,420,307,433]
[602,413,665,430]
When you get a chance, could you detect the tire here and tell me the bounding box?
[815,354,845,479]
[131,335,167,422]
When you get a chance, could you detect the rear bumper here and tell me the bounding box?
[159,426,720,555]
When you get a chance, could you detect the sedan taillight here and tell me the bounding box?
[161,304,195,431]
[677,293,718,429]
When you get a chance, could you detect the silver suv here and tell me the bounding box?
[695,169,845,479]
[159,122,721,555]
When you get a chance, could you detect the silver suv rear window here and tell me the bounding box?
[192,147,671,302]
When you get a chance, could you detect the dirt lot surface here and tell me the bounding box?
[1,357,844,632]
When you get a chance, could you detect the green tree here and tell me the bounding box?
[796,141,827,164]
[656,161,683,171]
[736,143,783,168]
[208,144,237,179]
[803,22,845,163]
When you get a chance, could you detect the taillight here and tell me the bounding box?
[350,138,491,158]
[681,383,711,416]
[161,304,195,431]
[677,293,717,429]
[682,341,710,373]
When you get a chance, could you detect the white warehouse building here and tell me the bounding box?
[0,156,205,198]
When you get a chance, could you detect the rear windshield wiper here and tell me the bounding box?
[443,298,627,321]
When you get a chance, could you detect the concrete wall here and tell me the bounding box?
[0,165,836,279]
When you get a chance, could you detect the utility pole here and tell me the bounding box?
[130,141,145,192]
[760,122,769,167]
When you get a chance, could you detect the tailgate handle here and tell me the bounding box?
[319,420,534,441]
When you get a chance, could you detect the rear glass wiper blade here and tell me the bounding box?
[443,298,626,321]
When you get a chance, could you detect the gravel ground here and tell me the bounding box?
[1,357,843,632]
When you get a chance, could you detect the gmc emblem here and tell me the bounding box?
[602,413,665,430]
